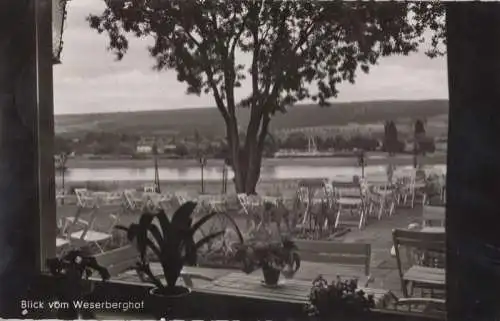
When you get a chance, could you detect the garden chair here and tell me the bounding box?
[175,191,189,205]
[74,188,98,208]
[392,229,446,298]
[237,193,264,232]
[123,189,145,212]
[367,177,397,220]
[296,179,330,231]
[422,205,445,228]
[400,170,427,208]
[69,207,120,253]
[56,218,90,256]
[332,180,367,230]
[60,188,97,232]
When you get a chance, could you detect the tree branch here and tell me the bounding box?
[229,11,250,57]
[205,68,230,123]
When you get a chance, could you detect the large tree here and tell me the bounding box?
[88,1,445,194]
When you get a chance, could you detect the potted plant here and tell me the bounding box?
[234,237,301,287]
[46,248,110,319]
[304,275,375,320]
[116,201,243,319]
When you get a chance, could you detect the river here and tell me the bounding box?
[56,163,447,182]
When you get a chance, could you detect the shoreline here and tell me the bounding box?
[65,153,447,169]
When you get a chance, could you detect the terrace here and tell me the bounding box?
[49,172,446,319]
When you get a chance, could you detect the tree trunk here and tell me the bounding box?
[226,122,245,193]
[244,139,263,195]
[226,112,269,195]
[243,120,261,194]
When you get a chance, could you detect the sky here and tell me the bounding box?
[53,0,449,115]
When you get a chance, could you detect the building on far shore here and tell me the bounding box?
[136,144,153,154]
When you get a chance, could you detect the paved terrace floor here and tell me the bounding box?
[113,206,425,297]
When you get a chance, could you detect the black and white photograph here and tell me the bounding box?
[0,0,499,320]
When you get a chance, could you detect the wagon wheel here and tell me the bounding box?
[193,207,244,267]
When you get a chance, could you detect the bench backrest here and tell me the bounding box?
[294,239,371,276]
[422,205,445,227]
[392,229,445,253]
[94,245,139,277]
[392,228,446,271]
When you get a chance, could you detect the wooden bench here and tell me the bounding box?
[93,245,215,287]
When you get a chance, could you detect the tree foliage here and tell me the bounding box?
[414,119,426,137]
[414,119,434,159]
[88,0,445,193]
[383,120,403,155]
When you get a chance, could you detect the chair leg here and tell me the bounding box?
[95,242,105,253]
[334,210,341,229]
[358,209,365,230]
[402,280,409,298]
[389,201,395,216]
[378,200,384,220]
[409,282,415,297]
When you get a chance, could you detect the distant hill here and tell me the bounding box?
[55,99,448,138]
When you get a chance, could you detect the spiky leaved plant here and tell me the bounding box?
[117,201,244,292]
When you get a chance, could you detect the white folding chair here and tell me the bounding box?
[367,177,397,220]
[332,180,367,230]
[175,192,189,206]
[237,193,264,231]
[60,188,95,234]
[143,184,156,193]
[69,209,117,253]
[296,179,328,229]
[405,170,428,208]
[74,188,97,208]
[123,189,145,212]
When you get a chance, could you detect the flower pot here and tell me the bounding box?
[262,266,281,286]
[146,286,191,319]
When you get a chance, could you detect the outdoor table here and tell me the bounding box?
[261,195,280,204]
[196,194,228,213]
[141,192,172,210]
[195,272,392,308]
